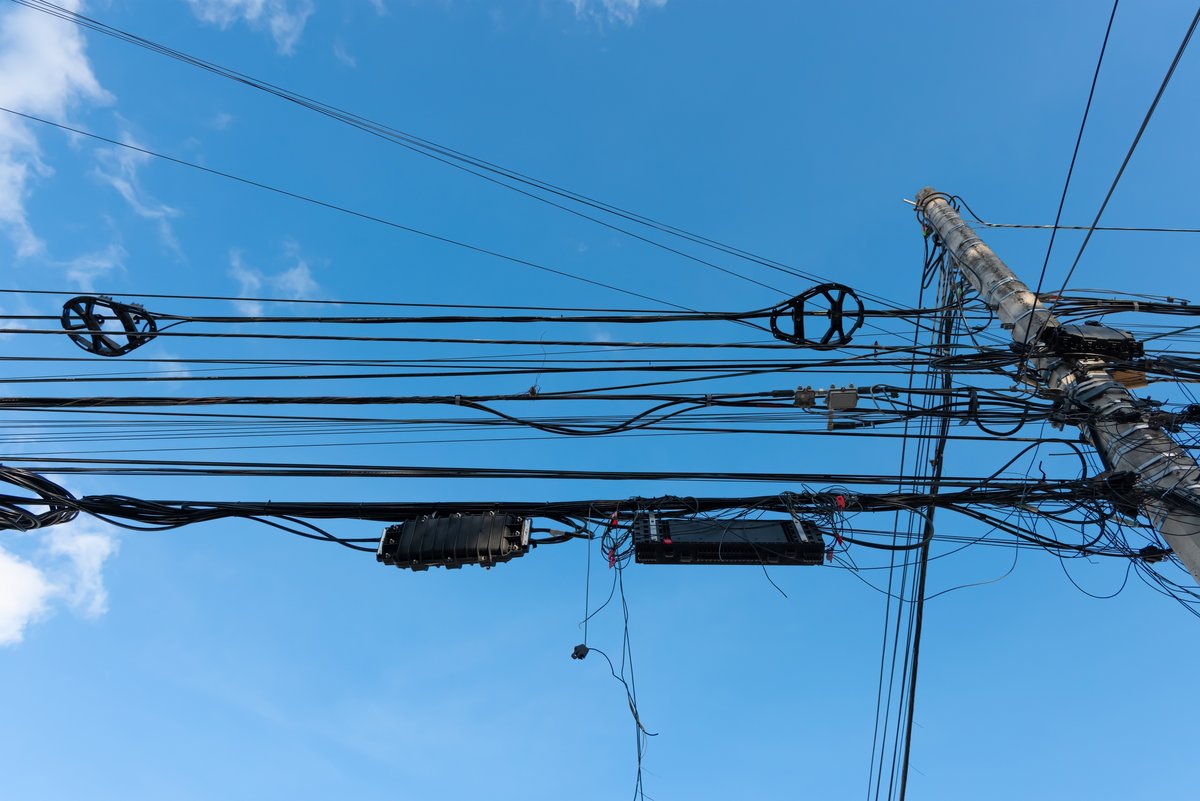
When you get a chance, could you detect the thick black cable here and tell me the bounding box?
[0,458,1124,495]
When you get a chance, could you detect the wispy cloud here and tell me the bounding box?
[187,0,316,55]
[0,0,111,258]
[0,516,119,647]
[58,241,126,290]
[46,522,118,619]
[368,0,386,15]
[150,349,194,382]
[0,296,37,340]
[333,40,356,68]
[229,243,321,316]
[93,132,182,254]
[568,0,666,26]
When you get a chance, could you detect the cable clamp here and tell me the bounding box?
[992,285,1023,306]
[1010,307,1055,344]
[1143,460,1189,487]
[1138,453,1183,485]
[1067,375,1120,404]
[945,221,968,236]
[1164,481,1200,505]
[1105,423,1152,465]
[985,275,1018,303]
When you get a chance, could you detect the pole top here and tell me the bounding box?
[914,186,941,207]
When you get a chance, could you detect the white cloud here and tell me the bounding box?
[276,261,319,298]
[187,0,316,55]
[229,244,321,316]
[568,0,666,25]
[0,547,53,645]
[0,517,119,646]
[46,522,118,619]
[93,133,182,254]
[368,0,386,15]
[0,122,43,257]
[333,39,356,68]
[229,250,264,316]
[211,111,234,131]
[58,241,126,289]
[0,0,111,258]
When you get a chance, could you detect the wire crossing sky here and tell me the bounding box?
[1,2,1199,801]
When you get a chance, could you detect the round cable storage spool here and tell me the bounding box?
[769,283,865,349]
[61,295,159,357]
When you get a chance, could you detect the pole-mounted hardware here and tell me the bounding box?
[915,186,1200,584]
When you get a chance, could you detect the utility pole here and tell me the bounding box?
[915,187,1200,584]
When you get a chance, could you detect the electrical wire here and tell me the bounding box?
[1037,4,1200,338]
[11,0,915,310]
[1027,0,1120,312]
[0,106,694,312]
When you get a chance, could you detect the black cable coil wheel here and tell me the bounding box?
[61,295,158,357]
[769,283,865,349]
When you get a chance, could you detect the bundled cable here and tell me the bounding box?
[0,466,79,531]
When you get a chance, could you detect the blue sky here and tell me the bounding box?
[1,1,1199,799]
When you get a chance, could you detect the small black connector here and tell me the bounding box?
[1138,545,1171,564]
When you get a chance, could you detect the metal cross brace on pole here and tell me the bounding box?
[915,187,1200,584]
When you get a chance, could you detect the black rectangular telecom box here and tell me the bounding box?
[632,514,825,565]
[377,513,530,571]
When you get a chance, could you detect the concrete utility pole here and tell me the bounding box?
[915,187,1200,584]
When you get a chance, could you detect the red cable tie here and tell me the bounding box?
[605,510,619,568]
